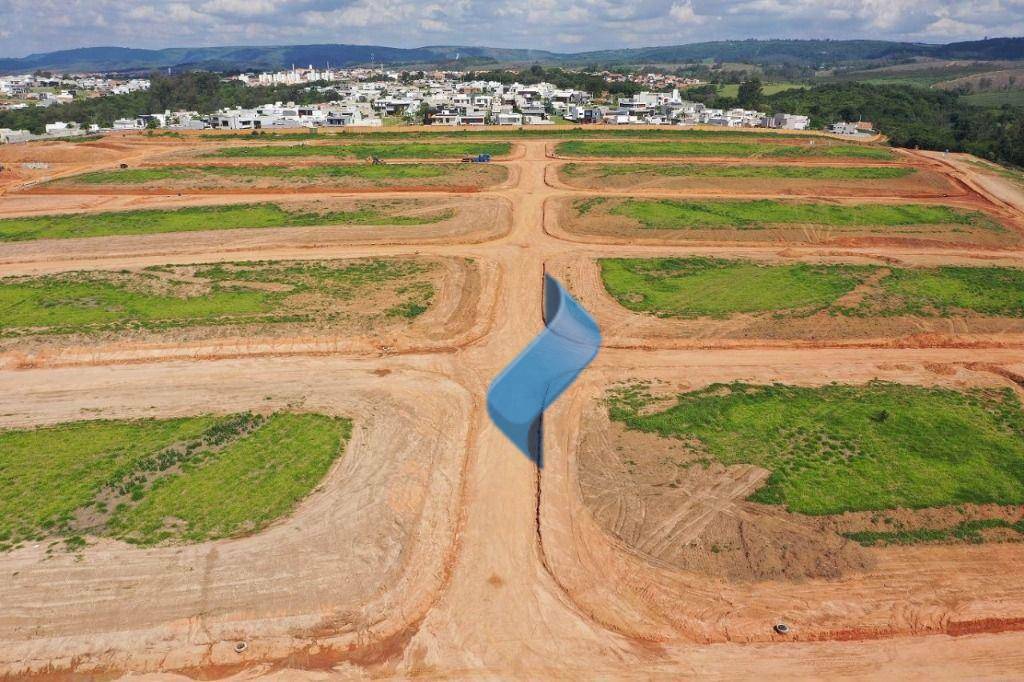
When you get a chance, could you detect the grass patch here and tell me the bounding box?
[562,163,914,180]
[843,518,1024,546]
[605,198,995,231]
[0,257,437,337]
[208,142,512,159]
[0,202,453,242]
[718,82,808,98]
[877,266,1024,317]
[600,257,865,318]
[556,140,894,160]
[600,258,1024,319]
[64,163,455,185]
[608,381,1024,515]
[0,412,351,550]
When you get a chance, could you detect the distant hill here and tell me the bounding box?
[1,38,1022,74]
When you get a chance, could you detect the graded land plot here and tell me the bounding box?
[553,196,1018,248]
[0,196,511,264]
[0,412,351,551]
[555,162,960,197]
[562,256,1024,343]
[0,256,486,356]
[0,198,461,242]
[538,360,1024,647]
[201,141,513,160]
[554,139,896,161]
[0,361,470,677]
[37,162,509,192]
[578,378,1024,583]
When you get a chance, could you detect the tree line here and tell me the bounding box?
[0,72,337,134]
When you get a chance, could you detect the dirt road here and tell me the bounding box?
[3,135,1024,678]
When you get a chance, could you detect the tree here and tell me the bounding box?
[737,78,764,109]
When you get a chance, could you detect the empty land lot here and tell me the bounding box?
[0,256,490,359]
[555,196,1018,247]
[576,378,1024,583]
[1,412,351,551]
[202,141,513,159]
[39,162,509,192]
[555,139,896,160]
[0,199,456,241]
[556,162,959,196]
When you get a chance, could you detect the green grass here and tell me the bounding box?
[562,163,914,180]
[0,412,351,550]
[208,142,512,159]
[843,518,1024,546]
[556,140,894,160]
[718,82,808,97]
[608,381,1024,515]
[878,266,1024,317]
[0,257,436,337]
[600,258,1024,319]
[600,258,865,318]
[65,163,456,185]
[603,198,995,231]
[0,202,453,242]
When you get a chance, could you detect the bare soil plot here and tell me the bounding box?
[0,360,469,677]
[556,162,961,197]
[0,255,493,364]
[198,141,514,160]
[551,195,1020,248]
[0,139,136,165]
[581,378,1024,579]
[541,359,1024,644]
[0,196,512,265]
[553,255,1024,347]
[34,162,510,193]
[554,139,896,161]
[0,197,464,242]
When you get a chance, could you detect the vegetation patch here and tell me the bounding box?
[600,258,1024,319]
[607,381,1024,515]
[208,142,512,159]
[0,201,454,242]
[843,518,1024,546]
[562,162,914,180]
[0,257,438,337]
[600,258,864,318]
[555,140,894,160]
[0,412,351,550]
[605,198,993,231]
[63,163,455,185]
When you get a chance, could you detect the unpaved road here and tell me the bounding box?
[3,134,1024,678]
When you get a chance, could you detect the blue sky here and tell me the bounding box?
[1,0,1022,57]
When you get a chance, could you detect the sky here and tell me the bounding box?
[1,0,1023,57]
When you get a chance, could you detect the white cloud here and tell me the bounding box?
[205,0,277,16]
[1,0,1022,57]
[670,1,702,23]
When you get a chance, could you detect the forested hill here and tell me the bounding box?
[2,37,1023,74]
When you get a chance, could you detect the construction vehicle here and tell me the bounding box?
[461,153,492,163]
